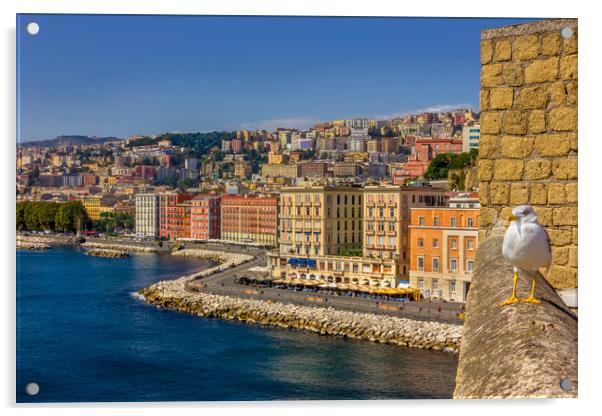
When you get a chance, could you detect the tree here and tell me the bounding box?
[423,149,478,180]
[55,201,88,233]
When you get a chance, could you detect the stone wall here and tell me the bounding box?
[478,18,578,291]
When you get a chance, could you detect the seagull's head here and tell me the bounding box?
[508,205,539,224]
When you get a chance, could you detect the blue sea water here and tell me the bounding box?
[16,245,458,402]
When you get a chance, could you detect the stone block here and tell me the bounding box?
[547,229,573,246]
[568,246,578,268]
[552,247,569,265]
[549,107,577,131]
[481,39,493,64]
[534,133,572,157]
[552,158,578,180]
[500,136,533,158]
[478,135,498,159]
[480,89,489,111]
[547,183,566,205]
[494,159,524,180]
[490,88,514,110]
[549,81,567,106]
[566,81,577,105]
[494,39,512,61]
[534,207,553,226]
[502,63,524,86]
[525,57,558,84]
[477,159,494,181]
[480,207,498,227]
[541,32,562,56]
[480,112,501,134]
[565,183,578,204]
[560,54,577,80]
[490,182,510,204]
[526,159,552,180]
[563,32,578,54]
[510,183,529,205]
[529,110,546,133]
[514,35,539,60]
[481,64,503,87]
[479,182,489,206]
[530,183,548,204]
[517,85,549,109]
[546,265,577,289]
[553,207,578,226]
[502,110,527,135]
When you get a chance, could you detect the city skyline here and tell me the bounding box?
[17,14,532,142]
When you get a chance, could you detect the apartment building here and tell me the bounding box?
[190,195,221,240]
[409,207,479,302]
[159,192,194,240]
[135,193,160,237]
[220,194,278,246]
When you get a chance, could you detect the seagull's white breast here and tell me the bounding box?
[502,221,552,270]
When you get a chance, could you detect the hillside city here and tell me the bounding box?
[16,109,481,303]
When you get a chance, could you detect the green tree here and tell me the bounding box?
[55,201,88,233]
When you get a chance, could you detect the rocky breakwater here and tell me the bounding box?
[139,249,462,353]
[86,249,129,258]
[81,242,158,253]
[16,239,51,250]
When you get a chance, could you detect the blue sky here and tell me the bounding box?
[17,14,533,141]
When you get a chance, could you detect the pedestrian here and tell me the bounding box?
[438,305,442,314]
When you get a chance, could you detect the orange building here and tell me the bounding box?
[409,207,479,303]
[159,192,194,240]
[190,195,221,240]
[220,194,278,246]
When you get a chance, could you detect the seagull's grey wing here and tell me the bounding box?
[542,226,552,253]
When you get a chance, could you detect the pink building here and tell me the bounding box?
[190,195,221,240]
[414,138,463,162]
[134,165,157,179]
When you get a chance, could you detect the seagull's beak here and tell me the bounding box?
[508,214,518,222]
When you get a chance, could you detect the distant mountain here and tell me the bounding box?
[19,135,123,147]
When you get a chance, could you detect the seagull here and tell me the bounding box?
[500,205,552,306]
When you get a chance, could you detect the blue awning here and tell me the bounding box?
[297,258,307,266]
[307,259,317,267]
[304,231,312,235]
[287,258,298,265]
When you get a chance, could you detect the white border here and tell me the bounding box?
[2,1,600,415]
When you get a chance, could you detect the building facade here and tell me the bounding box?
[220,194,278,246]
[409,207,479,302]
[462,123,481,153]
[190,195,221,240]
[159,192,194,240]
[135,193,160,237]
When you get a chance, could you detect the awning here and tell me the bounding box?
[307,259,317,267]
[297,258,307,266]
[287,258,298,265]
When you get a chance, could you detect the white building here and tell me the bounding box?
[462,123,480,153]
[135,193,160,237]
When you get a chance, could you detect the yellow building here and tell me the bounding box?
[268,152,283,164]
[82,196,102,220]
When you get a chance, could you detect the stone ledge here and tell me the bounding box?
[481,18,577,40]
[454,228,577,398]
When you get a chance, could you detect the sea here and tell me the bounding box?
[16,245,458,402]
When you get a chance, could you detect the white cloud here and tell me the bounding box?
[374,103,474,120]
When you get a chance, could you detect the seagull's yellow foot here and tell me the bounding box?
[500,270,520,307]
[500,295,520,306]
[521,296,541,304]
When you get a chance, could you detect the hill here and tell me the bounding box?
[19,135,123,148]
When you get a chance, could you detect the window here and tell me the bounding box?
[379,208,384,218]
[432,279,439,290]
[433,216,439,226]
[432,257,439,272]
[418,216,425,226]
[467,239,475,250]
[450,258,458,270]
[451,239,457,249]
[389,208,395,218]
[417,256,424,271]
[368,208,373,218]
[450,281,456,293]
[418,278,424,289]
[467,217,474,227]
[467,260,475,272]
[417,238,424,248]
[433,238,439,248]
[451,217,457,227]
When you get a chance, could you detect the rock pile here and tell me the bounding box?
[16,240,50,250]
[81,242,157,253]
[86,249,129,258]
[140,273,462,353]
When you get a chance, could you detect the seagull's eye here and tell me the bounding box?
[522,209,529,215]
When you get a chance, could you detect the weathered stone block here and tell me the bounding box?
[480,112,501,134]
[481,64,503,87]
[546,265,577,289]
[530,183,548,204]
[494,39,512,61]
[490,88,514,109]
[552,158,578,180]
[534,133,572,157]
[547,229,573,246]
[494,159,524,180]
[568,247,578,268]
[514,35,539,60]
[553,207,578,226]
[481,39,493,64]
[549,106,577,131]
[534,207,553,226]
[525,57,558,84]
[526,159,552,180]
[510,183,529,205]
[502,63,524,86]
[549,81,567,106]
[477,159,494,181]
[517,85,549,109]
[480,89,489,111]
[479,182,489,206]
[502,110,527,135]
[490,182,510,205]
[529,110,546,133]
[563,32,578,54]
[480,207,497,227]
[500,136,533,158]
[560,54,577,80]
[541,32,562,56]
[478,135,498,159]
[565,183,578,204]
[566,81,577,105]
[547,183,566,205]
[552,247,569,265]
